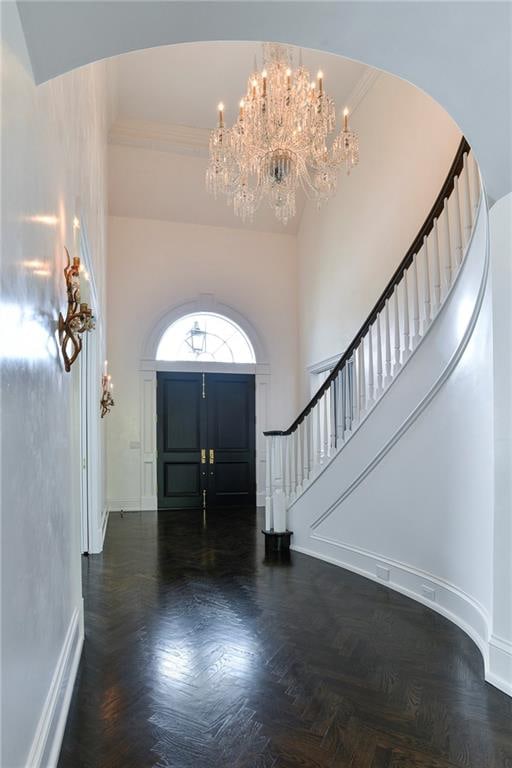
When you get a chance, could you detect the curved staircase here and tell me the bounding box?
[262,140,508,692]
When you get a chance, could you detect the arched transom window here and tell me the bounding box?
[156,312,256,364]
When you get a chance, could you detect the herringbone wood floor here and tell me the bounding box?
[58,508,512,768]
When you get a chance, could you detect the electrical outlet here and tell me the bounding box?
[422,584,436,601]
[129,441,141,449]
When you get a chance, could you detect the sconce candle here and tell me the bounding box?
[58,247,95,372]
[100,365,115,418]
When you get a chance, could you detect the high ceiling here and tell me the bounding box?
[107,42,369,131]
[106,42,374,235]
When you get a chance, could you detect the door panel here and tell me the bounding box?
[157,371,255,510]
[157,373,206,509]
[206,374,255,508]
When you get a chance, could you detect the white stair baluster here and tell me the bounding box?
[470,152,480,218]
[422,236,432,333]
[402,269,410,364]
[393,286,401,375]
[384,299,392,387]
[442,198,453,293]
[339,366,347,440]
[411,255,421,348]
[295,423,303,495]
[432,219,441,314]
[358,339,366,416]
[323,389,329,460]
[329,381,336,452]
[461,152,473,243]
[315,402,322,471]
[453,176,464,267]
[376,312,384,397]
[367,323,375,406]
[303,415,310,483]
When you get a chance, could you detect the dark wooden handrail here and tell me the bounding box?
[265,136,471,437]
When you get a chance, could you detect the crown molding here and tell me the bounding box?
[109,68,380,156]
[342,68,381,121]
[108,119,210,156]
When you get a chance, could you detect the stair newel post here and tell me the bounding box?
[271,435,287,533]
[367,323,375,406]
[422,236,432,333]
[441,198,453,294]
[401,269,411,364]
[432,218,441,314]
[453,175,464,267]
[376,312,384,397]
[411,255,421,348]
[384,299,392,387]
[461,152,473,245]
[264,435,273,531]
[392,286,402,376]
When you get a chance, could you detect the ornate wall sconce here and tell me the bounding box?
[100,361,115,418]
[58,247,95,372]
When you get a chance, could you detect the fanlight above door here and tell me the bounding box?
[156,312,256,364]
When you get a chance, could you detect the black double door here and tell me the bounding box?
[157,372,256,510]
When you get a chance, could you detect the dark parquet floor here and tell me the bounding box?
[58,508,512,768]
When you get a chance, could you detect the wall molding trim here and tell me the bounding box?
[25,606,84,768]
[109,118,210,156]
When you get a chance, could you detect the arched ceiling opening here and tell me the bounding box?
[16,1,512,203]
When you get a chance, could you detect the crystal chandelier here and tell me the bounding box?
[206,44,359,225]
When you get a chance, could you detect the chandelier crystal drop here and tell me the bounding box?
[206,43,359,225]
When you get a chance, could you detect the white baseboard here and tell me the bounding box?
[488,635,512,696]
[290,538,512,696]
[26,605,84,768]
[107,498,142,512]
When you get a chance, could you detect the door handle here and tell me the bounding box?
[201,449,206,464]
[209,449,215,464]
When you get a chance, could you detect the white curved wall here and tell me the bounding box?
[289,200,510,694]
[297,71,461,401]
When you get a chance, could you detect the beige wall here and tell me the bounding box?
[1,4,108,765]
[297,72,462,402]
[106,215,298,508]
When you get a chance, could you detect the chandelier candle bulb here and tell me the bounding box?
[343,108,349,131]
[317,70,323,95]
[262,70,267,95]
[217,103,224,128]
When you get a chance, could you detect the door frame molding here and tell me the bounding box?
[139,295,271,509]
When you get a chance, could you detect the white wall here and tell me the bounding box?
[489,193,512,688]
[297,72,461,403]
[106,214,298,509]
[0,4,108,766]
